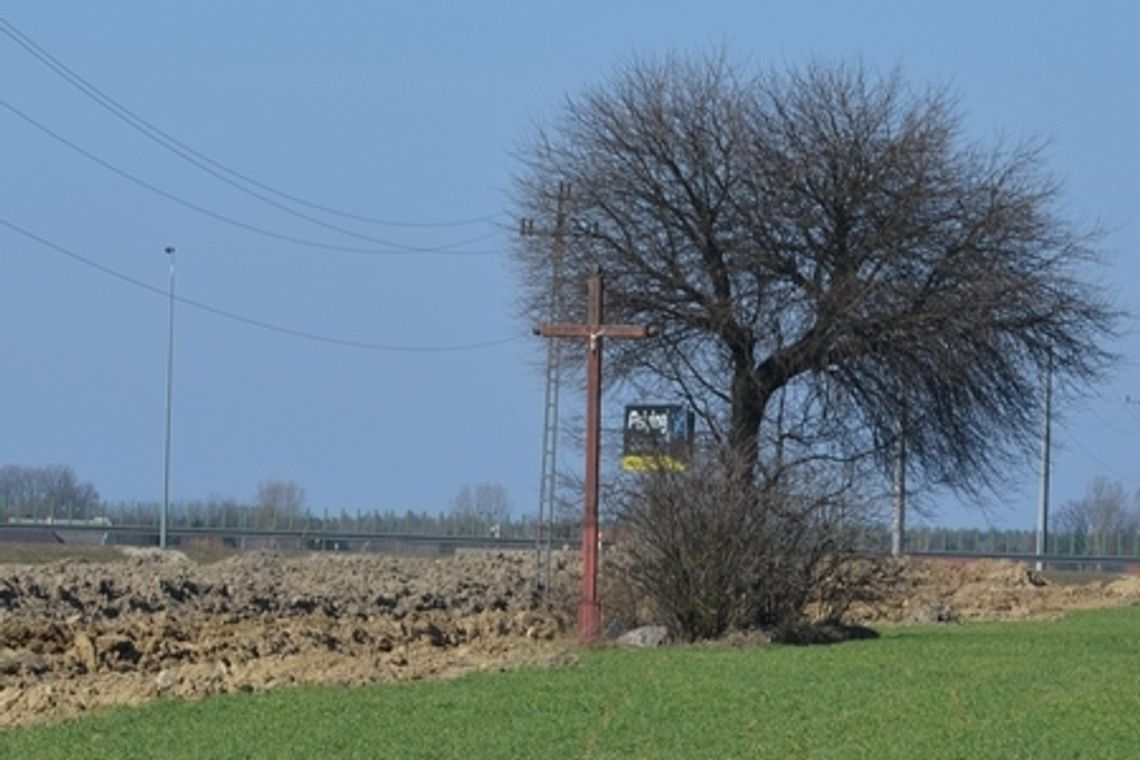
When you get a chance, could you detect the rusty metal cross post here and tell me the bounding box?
[535,269,655,643]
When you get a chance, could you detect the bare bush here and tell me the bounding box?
[616,447,893,641]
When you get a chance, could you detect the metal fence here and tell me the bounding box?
[3,500,1139,569]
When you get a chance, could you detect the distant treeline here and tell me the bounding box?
[0,464,100,521]
[5,497,1138,559]
[902,525,1140,558]
[0,496,541,540]
[3,465,1138,558]
[857,524,1140,559]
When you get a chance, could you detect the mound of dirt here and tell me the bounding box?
[848,558,1140,624]
[1,549,1137,729]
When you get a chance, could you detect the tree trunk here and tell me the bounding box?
[729,346,764,476]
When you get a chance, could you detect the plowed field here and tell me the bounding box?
[1,547,1137,728]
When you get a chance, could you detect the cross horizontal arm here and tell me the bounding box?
[535,323,658,339]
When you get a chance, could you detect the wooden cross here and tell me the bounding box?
[535,268,655,643]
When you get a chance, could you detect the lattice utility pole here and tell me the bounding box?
[536,269,655,643]
[520,183,568,598]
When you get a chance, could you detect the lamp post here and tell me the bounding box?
[1036,349,1052,571]
[161,245,176,549]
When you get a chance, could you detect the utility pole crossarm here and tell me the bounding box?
[535,324,656,340]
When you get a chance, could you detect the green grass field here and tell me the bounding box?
[3,605,1138,759]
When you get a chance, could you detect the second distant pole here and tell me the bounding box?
[161,245,176,549]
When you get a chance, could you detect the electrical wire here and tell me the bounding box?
[1079,401,1139,437]
[3,101,500,257]
[0,17,504,230]
[1056,424,1140,485]
[1,218,520,353]
[1120,397,1140,427]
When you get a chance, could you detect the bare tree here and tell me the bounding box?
[1054,477,1140,555]
[0,464,100,520]
[475,483,512,525]
[514,54,1118,494]
[450,482,512,534]
[253,480,306,529]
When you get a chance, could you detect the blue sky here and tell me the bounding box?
[2,1,1138,529]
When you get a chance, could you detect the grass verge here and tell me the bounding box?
[2,606,1139,758]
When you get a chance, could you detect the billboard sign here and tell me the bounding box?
[622,404,694,472]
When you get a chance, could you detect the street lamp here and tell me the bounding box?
[161,245,176,549]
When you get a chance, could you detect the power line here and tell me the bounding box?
[1121,396,1140,427]
[1080,403,1138,437]
[1,218,519,353]
[0,17,504,230]
[1057,424,1140,486]
[3,100,500,258]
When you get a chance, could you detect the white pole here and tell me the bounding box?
[892,405,907,556]
[1036,350,1052,571]
[161,245,176,549]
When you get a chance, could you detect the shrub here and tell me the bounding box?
[615,448,894,642]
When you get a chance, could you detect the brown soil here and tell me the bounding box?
[846,557,1140,624]
[0,548,580,729]
[1,548,1137,729]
